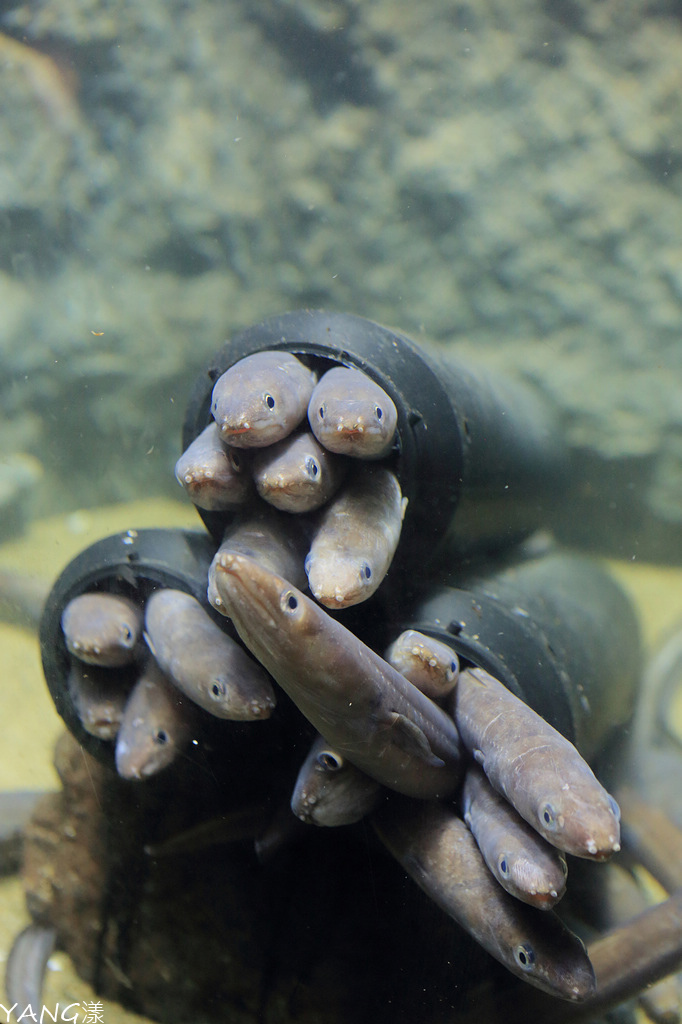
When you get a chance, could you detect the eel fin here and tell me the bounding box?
[383,711,445,768]
[143,630,157,660]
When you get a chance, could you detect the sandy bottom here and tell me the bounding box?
[0,503,681,1023]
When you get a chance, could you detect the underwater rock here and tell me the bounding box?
[0,0,681,555]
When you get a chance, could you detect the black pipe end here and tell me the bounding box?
[182,310,464,571]
[39,528,218,765]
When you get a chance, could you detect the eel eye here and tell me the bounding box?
[515,944,535,970]
[361,564,372,580]
[264,393,275,409]
[318,404,325,419]
[608,795,621,821]
[281,591,298,613]
[154,730,168,746]
[498,857,510,878]
[229,450,243,472]
[122,626,134,644]
[317,750,343,771]
[211,680,227,699]
[541,803,556,829]
[375,405,383,420]
[305,456,319,478]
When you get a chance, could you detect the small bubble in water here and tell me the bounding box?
[122,529,138,546]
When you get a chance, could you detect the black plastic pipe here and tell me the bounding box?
[39,528,219,762]
[398,545,641,764]
[182,310,570,577]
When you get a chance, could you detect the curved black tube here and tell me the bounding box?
[183,310,569,576]
[399,545,641,762]
[39,528,218,764]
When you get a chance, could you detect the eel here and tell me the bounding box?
[207,508,308,613]
[61,591,144,667]
[385,629,459,702]
[145,803,272,857]
[372,798,596,1001]
[501,889,682,1024]
[307,365,398,459]
[305,465,407,608]
[461,763,568,910]
[291,734,382,826]
[144,588,276,720]
[5,924,57,1017]
[290,630,459,824]
[211,350,317,448]
[115,657,195,780]
[212,552,461,798]
[174,421,253,511]
[252,429,347,513]
[66,659,131,740]
[452,667,621,860]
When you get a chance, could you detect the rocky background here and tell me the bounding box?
[1,0,681,558]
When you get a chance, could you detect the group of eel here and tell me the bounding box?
[5,320,682,1023]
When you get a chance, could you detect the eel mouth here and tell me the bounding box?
[214,551,297,637]
[215,552,270,612]
[219,423,251,436]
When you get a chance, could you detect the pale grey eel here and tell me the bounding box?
[5,924,57,1019]
[372,798,596,1001]
[212,552,461,799]
[453,667,621,860]
[307,366,397,459]
[211,350,316,448]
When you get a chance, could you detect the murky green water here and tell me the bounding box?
[2,0,682,1021]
